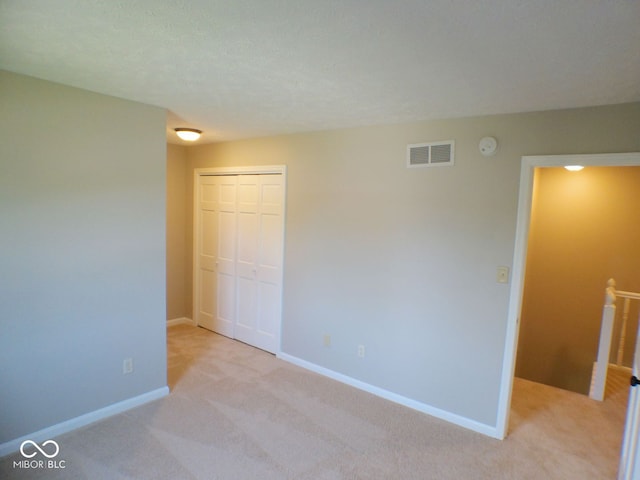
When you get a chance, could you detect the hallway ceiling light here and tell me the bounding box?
[175,128,202,141]
[564,165,584,171]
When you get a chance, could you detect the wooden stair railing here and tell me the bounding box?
[590,279,640,401]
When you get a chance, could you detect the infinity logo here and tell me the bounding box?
[20,440,60,459]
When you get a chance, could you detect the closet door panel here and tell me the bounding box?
[251,175,284,352]
[212,176,237,338]
[235,176,260,345]
[195,177,218,331]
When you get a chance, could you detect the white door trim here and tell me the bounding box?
[496,152,640,440]
[193,165,287,353]
[195,165,286,176]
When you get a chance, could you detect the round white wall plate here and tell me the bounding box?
[479,136,498,156]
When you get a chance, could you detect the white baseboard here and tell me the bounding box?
[277,352,500,439]
[167,317,195,327]
[0,386,169,458]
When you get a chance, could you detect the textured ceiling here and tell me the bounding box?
[1,0,639,144]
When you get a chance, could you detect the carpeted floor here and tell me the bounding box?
[1,324,629,479]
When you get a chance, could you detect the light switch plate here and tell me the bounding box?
[497,266,510,284]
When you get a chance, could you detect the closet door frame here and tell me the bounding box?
[193,165,287,353]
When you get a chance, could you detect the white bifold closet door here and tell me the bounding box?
[195,173,284,354]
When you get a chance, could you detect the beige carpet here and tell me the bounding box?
[1,324,629,479]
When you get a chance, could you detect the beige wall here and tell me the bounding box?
[516,166,640,394]
[166,101,640,430]
[1,70,167,444]
[166,144,189,320]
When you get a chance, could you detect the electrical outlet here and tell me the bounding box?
[323,334,331,347]
[357,345,365,358]
[123,358,134,375]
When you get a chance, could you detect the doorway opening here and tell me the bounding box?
[498,153,640,437]
[516,165,640,396]
[496,152,640,475]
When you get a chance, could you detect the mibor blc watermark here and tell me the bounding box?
[13,440,66,470]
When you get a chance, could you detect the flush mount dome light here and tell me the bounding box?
[564,165,584,171]
[175,128,202,141]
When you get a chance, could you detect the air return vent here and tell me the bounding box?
[407,140,455,168]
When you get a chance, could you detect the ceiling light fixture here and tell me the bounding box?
[564,165,584,172]
[175,128,202,141]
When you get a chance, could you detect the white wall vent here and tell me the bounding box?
[407,140,455,168]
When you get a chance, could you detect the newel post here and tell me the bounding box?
[590,278,617,401]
